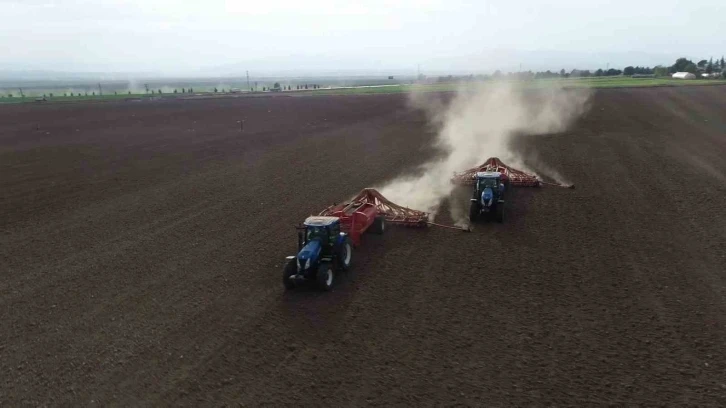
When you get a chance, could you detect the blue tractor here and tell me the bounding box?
[469,171,506,223]
[283,216,353,291]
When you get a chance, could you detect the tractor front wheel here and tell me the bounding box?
[283,259,297,290]
[316,262,335,291]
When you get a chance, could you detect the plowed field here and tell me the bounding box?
[2,86,725,406]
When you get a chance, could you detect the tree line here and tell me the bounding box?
[669,56,725,74]
[529,56,726,79]
[3,84,330,99]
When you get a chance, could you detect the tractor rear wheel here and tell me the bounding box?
[336,237,353,271]
[283,259,297,290]
[316,262,334,291]
[370,215,386,234]
[496,202,504,223]
[469,201,479,222]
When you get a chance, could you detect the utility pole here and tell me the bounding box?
[18,88,24,98]
[246,70,250,90]
[98,83,103,96]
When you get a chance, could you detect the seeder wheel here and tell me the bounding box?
[369,216,386,234]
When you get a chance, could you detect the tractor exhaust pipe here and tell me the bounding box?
[297,229,304,251]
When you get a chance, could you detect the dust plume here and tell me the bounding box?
[447,196,473,230]
[378,80,590,222]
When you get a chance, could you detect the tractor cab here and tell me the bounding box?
[301,216,341,250]
[475,171,504,193]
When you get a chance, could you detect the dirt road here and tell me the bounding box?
[2,87,725,406]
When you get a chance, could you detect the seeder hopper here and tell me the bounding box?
[319,188,430,245]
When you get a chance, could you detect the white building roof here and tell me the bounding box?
[672,72,696,79]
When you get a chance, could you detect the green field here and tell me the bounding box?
[0,92,155,105]
[2,76,725,104]
[549,76,726,88]
[306,77,726,95]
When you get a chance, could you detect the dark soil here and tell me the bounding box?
[2,87,725,406]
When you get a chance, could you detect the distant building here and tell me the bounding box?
[672,72,696,79]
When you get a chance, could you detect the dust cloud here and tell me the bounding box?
[378,80,590,222]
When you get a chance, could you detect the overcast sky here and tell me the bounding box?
[2,0,723,76]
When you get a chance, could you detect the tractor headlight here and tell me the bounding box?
[296,258,301,270]
[305,259,311,270]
